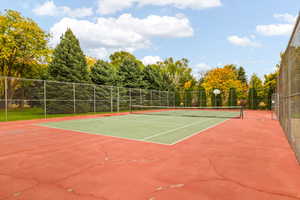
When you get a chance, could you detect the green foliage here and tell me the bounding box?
[263,71,278,109]
[47,29,90,113]
[228,88,237,106]
[143,65,164,90]
[237,67,247,84]
[117,58,144,88]
[159,58,195,89]
[0,10,50,105]
[110,51,141,68]
[198,88,207,107]
[185,90,192,107]
[249,74,263,97]
[90,60,116,85]
[48,29,90,83]
[248,88,258,109]
[175,91,181,106]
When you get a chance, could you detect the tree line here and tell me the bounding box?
[0,10,278,111]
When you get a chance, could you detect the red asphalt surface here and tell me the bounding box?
[0,110,300,200]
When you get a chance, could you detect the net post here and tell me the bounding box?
[4,76,8,121]
[44,80,47,119]
[73,83,76,113]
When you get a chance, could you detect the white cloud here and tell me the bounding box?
[33,1,93,18]
[191,63,213,77]
[97,0,222,15]
[273,13,297,24]
[50,14,193,59]
[256,13,296,36]
[196,63,213,71]
[227,35,261,47]
[141,56,162,65]
[256,24,294,36]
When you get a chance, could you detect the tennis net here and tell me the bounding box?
[130,105,244,119]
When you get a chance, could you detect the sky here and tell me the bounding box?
[1,0,299,79]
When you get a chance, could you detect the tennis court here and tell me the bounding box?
[39,106,243,145]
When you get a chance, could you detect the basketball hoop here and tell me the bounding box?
[213,89,221,95]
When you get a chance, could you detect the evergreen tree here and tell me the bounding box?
[48,29,90,83]
[90,60,116,85]
[117,59,144,88]
[228,88,237,106]
[248,88,258,109]
[237,67,247,84]
[198,88,207,107]
[143,65,163,90]
[47,29,91,114]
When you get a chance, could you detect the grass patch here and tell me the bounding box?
[0,107,127,122]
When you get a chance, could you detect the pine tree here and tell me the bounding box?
[90,60,116,86]
[143,65,163,90]
[48,29,90,83]
[47,29,91,114]
[237,67,247,84]
[117,59,144,88]
[228,88,237,106]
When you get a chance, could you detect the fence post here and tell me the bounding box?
[4,77,8,121]
[140,88,142,105]
[117,87,120,112]
[150,90,153,106]
[94,85,96,113]
[110,86,113,112]
[44,80,47,119]
[173,91,176,107]
[167,91,169,106]
[73,83,76,113]
[129,88,132,110]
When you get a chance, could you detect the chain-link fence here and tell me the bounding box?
[276,14,300,163]
[0,76,177,121]
[0,75,275,121]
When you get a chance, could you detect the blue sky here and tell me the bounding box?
[1,0,299,79]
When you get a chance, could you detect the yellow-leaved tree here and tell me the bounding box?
[0,10,50,101]
[201,67,246,103]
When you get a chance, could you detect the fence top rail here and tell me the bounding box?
[0,76,173,93]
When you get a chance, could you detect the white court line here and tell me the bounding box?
[37,123,172,146]
[169,118,231,145]
[142,118,213,140]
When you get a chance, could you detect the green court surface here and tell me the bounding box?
[39,113,236,145]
